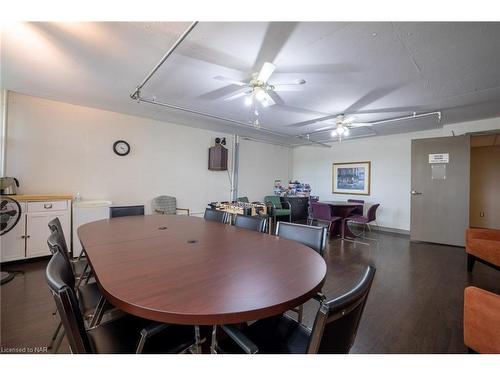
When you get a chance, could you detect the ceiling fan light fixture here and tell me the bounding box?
[331,129,338,137]
[344,128,350,136]
[255,88,266,102]
[337,126,345,135]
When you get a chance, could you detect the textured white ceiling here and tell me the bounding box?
[2,22,500,145]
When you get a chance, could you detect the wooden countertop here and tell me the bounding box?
[0,194,73,201]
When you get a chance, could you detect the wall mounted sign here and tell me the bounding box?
[332,161,371,195]
[428,153,449,163]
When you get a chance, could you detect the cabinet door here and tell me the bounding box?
[0,202,26,262]
[26,211,70,259]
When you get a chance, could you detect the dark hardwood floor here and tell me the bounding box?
[1,232,499,354]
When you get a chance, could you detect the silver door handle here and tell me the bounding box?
[411,190,422,195]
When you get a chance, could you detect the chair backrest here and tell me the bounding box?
[46,251,93,353]
[310,202,333,222]
[234,214,267,233]
[237,197,249,203]
[366,204,380,222]
[110,205,145,218]
[276,222,327,256]
[347,199,364,215]
[47,230,72,272]
[48,217,69,255]
[308,266,376,354]
[264,195,282,209]
[152,196,177,215]
[204,208,227,223]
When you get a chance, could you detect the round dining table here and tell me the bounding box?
[78,215,327,330]
[320,201,364,239]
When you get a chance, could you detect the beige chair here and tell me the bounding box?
[152,196,189,216]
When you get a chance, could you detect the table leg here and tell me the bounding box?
[194,325,203,354]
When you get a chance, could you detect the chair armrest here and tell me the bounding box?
[221,324,259,354]
[281,201,291,210]
[313,292,326,304]
[176,208,190,216]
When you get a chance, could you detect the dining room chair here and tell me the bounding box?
[203,208,228,223]
[275,221,328,323]
[152,196,190,216]
[46,251,196,354]
[309,201,342,234]
[276,221,327,256]
[234,214,267,233]
[215,266,376,354]
[346,203,380,237]
[48,217,90,284]
[347,199,364,216]
[46,232,113,353]
[109,205,145,218]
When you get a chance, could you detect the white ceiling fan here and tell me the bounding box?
[323,114,372,140]
[213,62,306,107]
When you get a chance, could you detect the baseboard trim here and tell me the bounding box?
[350,223,410,236]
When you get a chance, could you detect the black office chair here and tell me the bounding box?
[204,208,227,223]
[275,222,328,322]
[234,214,267,233]
[109,205,145,218]
[46,251,195,354]
[48,218,89,285]
[46,231,110,352]
[276,221,327,257]
[216,266,376,354]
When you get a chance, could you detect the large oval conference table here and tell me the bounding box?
[78,215,327,338]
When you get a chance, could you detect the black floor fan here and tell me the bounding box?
[1,197,22,285]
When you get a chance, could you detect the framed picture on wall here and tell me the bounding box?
[332,161,371,195]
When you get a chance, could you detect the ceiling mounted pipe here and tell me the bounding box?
[298,111,443,138]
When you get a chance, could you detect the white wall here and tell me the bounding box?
[292,117,500,231]
[4,92,291,214]
[238,139,292,202]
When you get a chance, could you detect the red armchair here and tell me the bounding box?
[466,228,500,272]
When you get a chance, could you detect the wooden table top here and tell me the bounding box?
[78,215,326,325]
[321,200,364,207]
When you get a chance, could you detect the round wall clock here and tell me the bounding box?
[113,140,130,156]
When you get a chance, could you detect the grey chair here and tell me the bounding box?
[152,196,190,216]
[46,251,195,354]
[216,266,376,354]
[204,208,227,223]
[109,205,144,218]
[234,214,267,233]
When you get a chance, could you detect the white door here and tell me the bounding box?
[26,211,70,258]
[0,201,26,262]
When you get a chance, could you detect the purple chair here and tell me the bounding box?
[307,196,320,225]
[310,201,342,233]
[347,199,364,216]
[347,203,380,235]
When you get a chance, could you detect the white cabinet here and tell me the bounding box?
[26,210,70,258]
[0,201,26,262]
[0,198,72,263]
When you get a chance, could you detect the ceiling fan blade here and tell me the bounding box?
[263,93,276,107]
[257,62,276,83]
[267,91,285,106]
[272,79,306,86]
[349,122,373,128]
[253,22,298,71]
[224,90,251,101]
[273,85,303,92]
[213,76,248,86]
